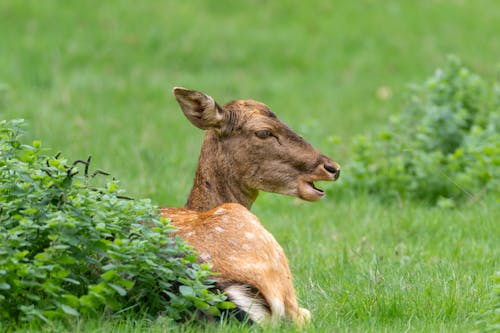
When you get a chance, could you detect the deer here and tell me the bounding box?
[160,87,340,326]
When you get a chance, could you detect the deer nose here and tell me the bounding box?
[324,163,340,180]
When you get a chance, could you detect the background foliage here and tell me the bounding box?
[1,1,499,332]
[349,56,500,206]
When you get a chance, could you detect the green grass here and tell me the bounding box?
[1,0,499,332]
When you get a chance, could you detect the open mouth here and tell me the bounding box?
[307,181,325,196]
[298,176,334,202]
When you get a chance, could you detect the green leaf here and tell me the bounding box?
[206,305,221,316]
[79,295,96,309]
[51,269,70,279]
[101,270,118,281]
[117,279,134,289]
[58,255,76,265]
[193,299,210,310]
[60,304,79,317]
[62,277,81,285]
[217,301,236,310]
[109,283,127,296]
[62,294,80,308]
[0,283,10,290]
[102,264,117,271]
[179,285,195,297]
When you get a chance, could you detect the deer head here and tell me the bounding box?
[173,87,340,212]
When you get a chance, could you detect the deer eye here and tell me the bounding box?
[255,130,273,139]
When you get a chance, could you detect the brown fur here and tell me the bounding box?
[172,91,340,212]
[161,203,307,324]
[160,88,340,325]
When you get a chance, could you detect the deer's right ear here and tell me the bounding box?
[173,87,224,130]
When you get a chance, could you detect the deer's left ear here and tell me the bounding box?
[173,87,225,130]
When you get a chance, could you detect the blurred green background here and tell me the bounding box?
[1,0,499,205]
[1,1,499,331]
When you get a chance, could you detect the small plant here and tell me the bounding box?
[348,56,500,205]
[0,119,230,328]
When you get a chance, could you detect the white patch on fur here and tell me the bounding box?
[214,226,224,233]
[186,231,194,237]
[241,210,260,226]
[249,217,260,226]
[245,232,255,240]
[242,243,252,251]
[213,208,226,215]
[259,230,276,244]
[199,252,211,262]
[269,298,285,320]
[224,284,270,324]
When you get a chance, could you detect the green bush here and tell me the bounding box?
[348,56,500,206]
[0,119,230,327]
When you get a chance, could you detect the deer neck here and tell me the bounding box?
[185,133,258,212]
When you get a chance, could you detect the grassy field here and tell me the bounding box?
[1,0,499,332]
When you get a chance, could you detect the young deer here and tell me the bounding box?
[160,88,340,325]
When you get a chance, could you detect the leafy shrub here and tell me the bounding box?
[348,56,500,206]
[0,119,230,327]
